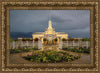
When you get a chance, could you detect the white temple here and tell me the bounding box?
[32,15,68,44]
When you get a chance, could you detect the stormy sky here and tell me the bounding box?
[10,10,90,38]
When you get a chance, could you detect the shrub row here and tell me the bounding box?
[24,51,80,63]
[62,47,90,54]
[10,47,38,54]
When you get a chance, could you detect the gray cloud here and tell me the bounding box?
[10,10,90,38]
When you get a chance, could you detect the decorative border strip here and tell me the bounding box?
[1,2,98,71]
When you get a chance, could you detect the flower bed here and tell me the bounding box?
[23,51,80,63]
[10,47,38,54]
[62,47,90,54]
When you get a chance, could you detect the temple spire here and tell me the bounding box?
[48,14,52,29]
[49,14,51,20]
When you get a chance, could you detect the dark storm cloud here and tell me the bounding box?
[10,10,90,38]
[52,15,72,23]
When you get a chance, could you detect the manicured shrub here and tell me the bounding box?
[24,51,80,63]
[62,47,90,54]
[10,47,39,54]
[10,49,21,53]
[62,38,67,41]
[54,38,58,41]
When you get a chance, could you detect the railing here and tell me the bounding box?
[10,41,90,49]
[10,41,38,49]
[63,41,90,48]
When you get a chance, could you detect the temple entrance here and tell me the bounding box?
[43,37,59,51]
[43,44,59,51]
[48,36,52,45]
[37,36,62,51]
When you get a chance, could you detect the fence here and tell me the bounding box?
[10,41,38,49]
[63,41,90,48]
[10,41,90,49]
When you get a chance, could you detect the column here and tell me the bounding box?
[79,40,82,48]
[41,38,43,44]
[33,40,34,48]
[13,41,15,49]
[59,37,62,50]
[86,41,88,48]
[40,38,43,50]
[38,38,40,49]
[38,38,42,50]
[73,41,74,47]
[67,40,68,48]
[21,41,23,48]
[18,38,22,49]
[57,38,59,44]
[41,38,43,50]
[78,41,80,48]
[27,41,28,47]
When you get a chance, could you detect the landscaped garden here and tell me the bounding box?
[62,47,90,54]
[23,51,80,63]
[10,47,38,54]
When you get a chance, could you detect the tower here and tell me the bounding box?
[45,14,55,34]
[48,14,52,29]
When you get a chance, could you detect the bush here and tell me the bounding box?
[10,49,21,53]
[54,38,58,41]
[10,47,39,54]
[81,38,90,41]
[43,38,47,41]
[62,47,90,54]
[62,38,67,41]
[24,51,80,63]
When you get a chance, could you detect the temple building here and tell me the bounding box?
[32,17,68,44]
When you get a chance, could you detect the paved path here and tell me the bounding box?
[65,51,91,64]
[9,51,91,64]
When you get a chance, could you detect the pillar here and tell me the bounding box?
[86,41,88,48]
[38,37,42,50]
[78,40,79,48]
[21,41,23,48]
[57,38,59,44]
[67,40,68,48]
[73,41,74,47]
[41,38,43,44]
[27,41,28,47]
[59,37,62,49]
[33,40,34,48]
[13,41,15,49]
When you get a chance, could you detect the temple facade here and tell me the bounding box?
[32,19,68,45]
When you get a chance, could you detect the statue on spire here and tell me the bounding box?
[49,14,51,20]
[48,14,52,29]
